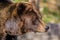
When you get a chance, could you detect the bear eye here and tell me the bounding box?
[32,18,39,25]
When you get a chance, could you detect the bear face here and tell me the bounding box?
[4,2,49,35]
[0,0,49,40]
[0,0,49,36]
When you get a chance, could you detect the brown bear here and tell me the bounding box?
[0,0,49,40]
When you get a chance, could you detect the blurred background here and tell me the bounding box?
[12,0,60,40]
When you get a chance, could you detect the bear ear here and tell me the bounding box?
[17,3,27,16]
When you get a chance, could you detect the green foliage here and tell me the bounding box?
[43,0,47,3]
[13,0,19,2]
[13,0,28,2]
[51,11,60,20]
[43,7,60,23]
[43,7,50,14]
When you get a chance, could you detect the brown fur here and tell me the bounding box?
[0,0,47,40]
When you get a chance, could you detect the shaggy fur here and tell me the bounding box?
[0,0,49,40]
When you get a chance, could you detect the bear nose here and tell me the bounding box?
[45,25,49,32]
